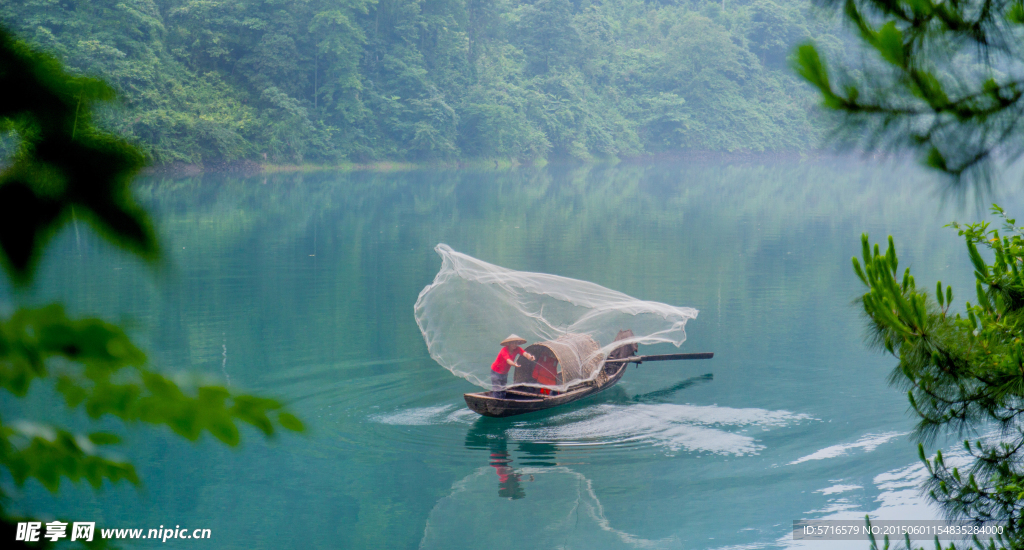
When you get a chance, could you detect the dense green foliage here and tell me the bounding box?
[1,0,835,164]
[795,0,1024,183]
[857,213,1024,550]
[0,28,303,543]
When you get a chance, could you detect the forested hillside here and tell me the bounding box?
[1,0,839,165]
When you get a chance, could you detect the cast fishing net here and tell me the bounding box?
[414,244,699,391]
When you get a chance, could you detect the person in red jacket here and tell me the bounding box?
[491,334,534,396]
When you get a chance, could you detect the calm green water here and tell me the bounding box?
[4,159,1017,549]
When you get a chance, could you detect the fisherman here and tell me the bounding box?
[491,334,535,397]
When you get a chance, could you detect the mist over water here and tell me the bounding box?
[3,158,1019,549]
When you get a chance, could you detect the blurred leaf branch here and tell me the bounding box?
[794,0,1024,185]
[0,27,156,284]
[0,26,303,544]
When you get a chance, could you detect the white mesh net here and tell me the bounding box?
[414,244,699,391]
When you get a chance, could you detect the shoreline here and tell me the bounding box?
[140,149,875,177]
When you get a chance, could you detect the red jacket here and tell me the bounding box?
[491,346,523,374]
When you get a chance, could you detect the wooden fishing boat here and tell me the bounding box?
[463,331,713,418]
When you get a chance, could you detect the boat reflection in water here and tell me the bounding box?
[420,415,687,549]
[416,376,721,549]
[469,422,532,500]
[467,415,565,499]
[463,373,714,501]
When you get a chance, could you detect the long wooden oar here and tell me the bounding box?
[605,352,714,364]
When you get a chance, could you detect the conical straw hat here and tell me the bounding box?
[500,334,527,346]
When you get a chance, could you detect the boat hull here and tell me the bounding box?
[463,362,628,417]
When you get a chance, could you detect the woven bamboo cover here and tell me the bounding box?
[513,333,602,385]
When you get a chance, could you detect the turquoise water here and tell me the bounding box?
[3,159,1014,549]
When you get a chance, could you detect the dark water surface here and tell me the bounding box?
[4,159,1019,549]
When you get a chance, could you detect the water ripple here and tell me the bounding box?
[505,404,813,455]
[370,402,814,456]
[788,432,905,465]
